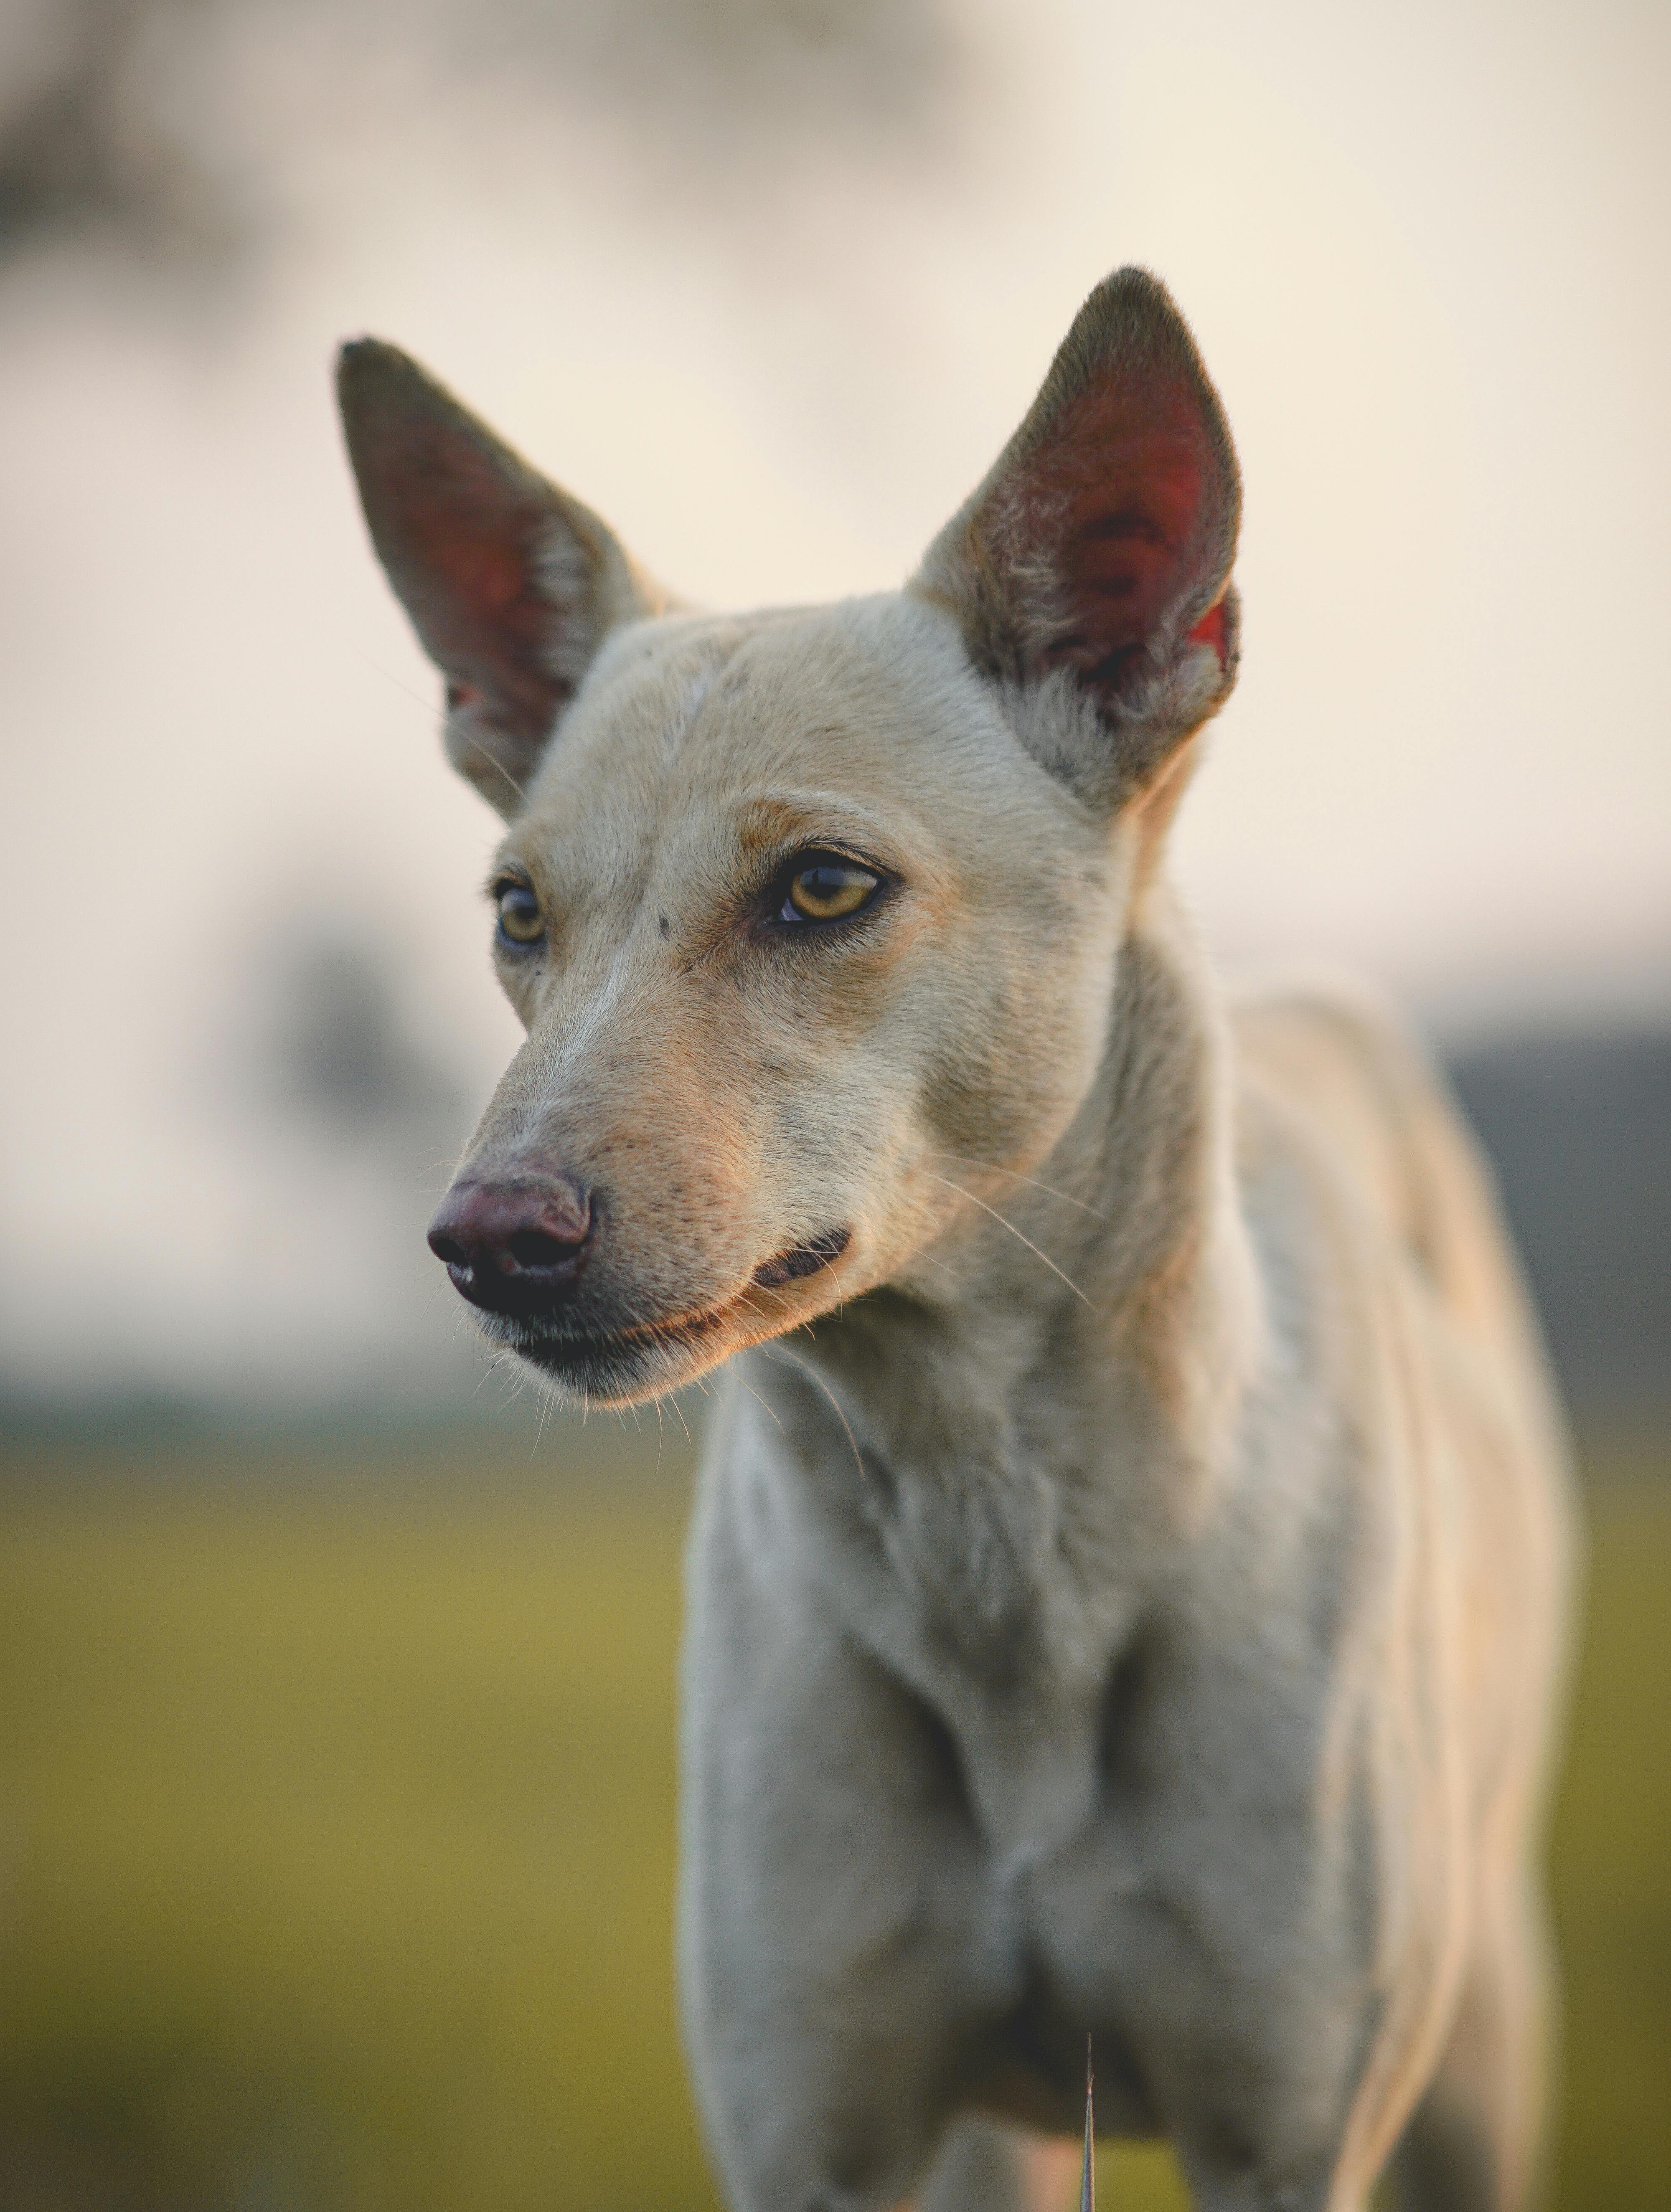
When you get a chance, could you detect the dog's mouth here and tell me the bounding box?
[750,1226,850,1288]
[482,1227,852,1403]
[505,1299,734,1386]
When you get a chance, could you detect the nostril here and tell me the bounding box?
[428,1175,592,1311]
[507,1228,578,1271]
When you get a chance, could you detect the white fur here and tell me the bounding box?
[338,273,1578,2212]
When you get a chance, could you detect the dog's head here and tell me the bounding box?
[337,269,1239,1404]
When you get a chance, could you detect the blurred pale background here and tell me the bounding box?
[0,0,1666,2206]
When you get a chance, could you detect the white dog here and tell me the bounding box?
[338,268,1576,2212]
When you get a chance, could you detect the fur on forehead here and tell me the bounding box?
[337,271,1239,831]
[511,591,1106,853]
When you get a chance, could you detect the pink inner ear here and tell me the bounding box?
[387,462,565,732]
[1020,378,1213,680]
[439,533,528,619]
[1187,599,1230,672]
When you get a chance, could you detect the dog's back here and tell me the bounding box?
[1234,979,1578,2185]
[1235,982,1565,1411]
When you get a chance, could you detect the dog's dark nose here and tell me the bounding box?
[427,1176,592,1316]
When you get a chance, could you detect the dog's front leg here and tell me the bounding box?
[915,2118,1083,2212]
[1151,1958,1460,2212]
[679,1463,995,2212]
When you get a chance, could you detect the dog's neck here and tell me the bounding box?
[746,881,1263,1723]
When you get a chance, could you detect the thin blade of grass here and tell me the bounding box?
[1082,2034,1095,2212]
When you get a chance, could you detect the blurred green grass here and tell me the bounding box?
[0,1428,1663,2210]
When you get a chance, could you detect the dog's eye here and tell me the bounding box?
[495,882,545,948]
[781,857,879,924]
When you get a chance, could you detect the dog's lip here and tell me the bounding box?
[497,1228,854,1376]
[505,1297,732,1363]
[751,1225,851,1289]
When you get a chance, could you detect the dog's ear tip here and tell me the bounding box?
[335,334,379,377]
[1080,265,1171,315]
[1102,262,1167,296]
[334,336,428,419]
[336,332,400,361]
[1078,265,1196,355]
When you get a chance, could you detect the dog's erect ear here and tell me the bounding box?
[917,268,1240,803]
[336,339,667,817]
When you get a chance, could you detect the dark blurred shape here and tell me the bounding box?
[482,0,962,140]
[0,0,246,267]
[0,0,965,275]
[1447,1021,1671,1429]
[252,930,464,1148]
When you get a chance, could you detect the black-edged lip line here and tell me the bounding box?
[502,1230,851,1366]
[751,1225,851,1289]
[510,1298,734,1365]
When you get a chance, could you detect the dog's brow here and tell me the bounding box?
[729,792,909,866]
[483,859,533,895]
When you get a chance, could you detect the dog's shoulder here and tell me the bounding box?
[1229,972,1442,1197]
[1227,973,1553,1396]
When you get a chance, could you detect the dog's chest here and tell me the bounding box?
[924,1766,1199,2140]
[817,1434,1148,1861]
[731,1365,1181,1871]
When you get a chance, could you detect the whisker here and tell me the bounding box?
[349,644,443,725]
[731,1362,785,1436]
[348,642,531,807]
[927,1148,1111,1224]
[911,1249,964,1287]
[762,1345,867,1488]
[447,713,529,805]
[918,1170,1097,1310]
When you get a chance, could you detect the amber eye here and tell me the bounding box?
[781,856,880,924]
[495,882,545,948]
